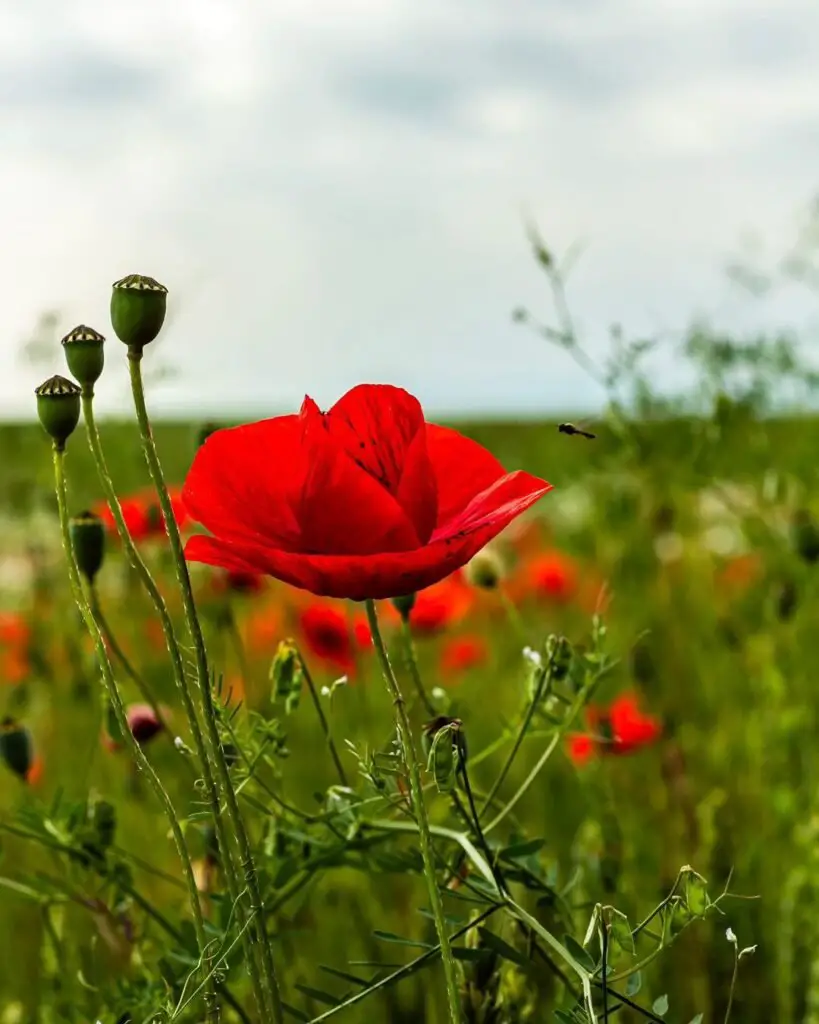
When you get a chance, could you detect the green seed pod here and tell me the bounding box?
[427,725,457,793]
[110,274,168,352]
[391,592,416,620]
[270,639,303,709]
[0,717,33,780]
[61,324,105,387]
[70,510,105,582]
[35,374,81,449]
[464,547,504,590]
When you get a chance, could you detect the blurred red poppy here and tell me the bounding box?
[0,613,31,685]
[182,385,550,600]
[299,603,358,676]
[514,550,579,605]
[94,487,188,543]
[390,574,473,636]
[440,635,489,676]
[212,569,266,596]
[568,692,662,765]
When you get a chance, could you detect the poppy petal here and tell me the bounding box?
[425,425,508,527]
[185,470,549,600]
[298,397,421,555]
[182,416,306,551]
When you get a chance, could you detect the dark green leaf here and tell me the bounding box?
[372,930,432,949]
[500,838,546,861]
[319,964,374,987]
[562,934,597,972]
[477,927,529,967]
[294,984,342,1007]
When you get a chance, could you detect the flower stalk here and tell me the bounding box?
[364,598,462,1024]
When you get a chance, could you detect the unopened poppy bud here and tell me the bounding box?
[792,509,819,565]
[61,325,105,387]
[271,639,303,709]
[126,703,163,745]
[70,510,106,582]
[391,593,416,620]
[464,548,504,590]
[35,374,81,449]
[0,717,33,780]
[110,274,168,352]
[546,634,572,680]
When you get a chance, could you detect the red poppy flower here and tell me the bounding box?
[440,635,489,676]
[94,488,188,543]
[181,385,551,600]
[568,692,662,765]
[399,574,474,636]
[0,614,31,685]
[212,569,266,596]
[515,550,579,605]
[299,602,357,676]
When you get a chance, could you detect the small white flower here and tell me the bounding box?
[523,646,542,667]
[726,927,737,944]
[320,686,331,697]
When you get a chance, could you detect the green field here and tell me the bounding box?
[1,392,819,1023]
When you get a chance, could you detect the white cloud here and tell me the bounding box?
[1,0,817,420]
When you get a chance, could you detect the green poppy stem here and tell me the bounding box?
[127,351,284,1024]
[52,444,218,1024]
[364,598,462,1024]
[80,388,269,1018]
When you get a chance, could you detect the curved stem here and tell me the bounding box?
[52,444,218,1024]
[298,653,349,786]
[127,352,284,1024]
[365,599,461,1024]
[80,389,268,1017]
[88,583,166,726]
[479,657,550,817]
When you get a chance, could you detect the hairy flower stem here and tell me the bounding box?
[52,444,218,1024]
[127,352,284,1024]
[365,599,462,1024]
[80,390,269,1018]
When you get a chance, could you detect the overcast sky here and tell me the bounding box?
[2,0,818,419]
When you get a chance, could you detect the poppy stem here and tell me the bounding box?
[80,387,270,1018]
[364,599,462,1024]
[127,351,285,1024]
[51,443,219,1024]
[298,653,349,786]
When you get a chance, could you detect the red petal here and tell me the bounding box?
[182,416,306,551]
[432,471,552,543]
[425,425,508,528]
[184,469,550,599]
[298,397,421,554]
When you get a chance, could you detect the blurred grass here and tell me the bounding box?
[0,412,818,1022]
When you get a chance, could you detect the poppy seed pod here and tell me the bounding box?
[70,510,106,583]
[110,274,168,352]
[464,548,504,590]
[35,375,81,449]
[0,717,34,780]
[61,324,105,387]
[271,639,303,705]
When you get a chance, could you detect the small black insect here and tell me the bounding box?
[558,422,596,440]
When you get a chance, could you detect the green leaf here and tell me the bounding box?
[294,983,342,1006]
[477,927,529,967]
[653,994,669,1016]
[452,947,491,962]
[562,934,597,972]
[372,929,432,950]
[608,910,635,956]
[500,838,546,861]
[281,1001,311,1021]
[319,964,374,987]
[687,1016,704,1024]
[625,970,642,997]
[553,1012,575,1023]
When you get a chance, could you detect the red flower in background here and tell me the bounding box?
[212,569,266,597]
[397,574,473,636]
[0,613,30,685]
[94,488,188,543]
[569,692,662,765]
[440,635,489,676]
[299,602,370,676]
[516,550,579,604]
[182,385,550,600]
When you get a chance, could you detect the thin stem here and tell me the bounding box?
[80,389,268,1017]
[308,904,502,1024]
[365,599,462,1024]
[299,653,349,786]
[479,658,550,817]
[88,583,167,727]
[127,352,284,1024]
[52,444,218,1024]
[399,619,437,717]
